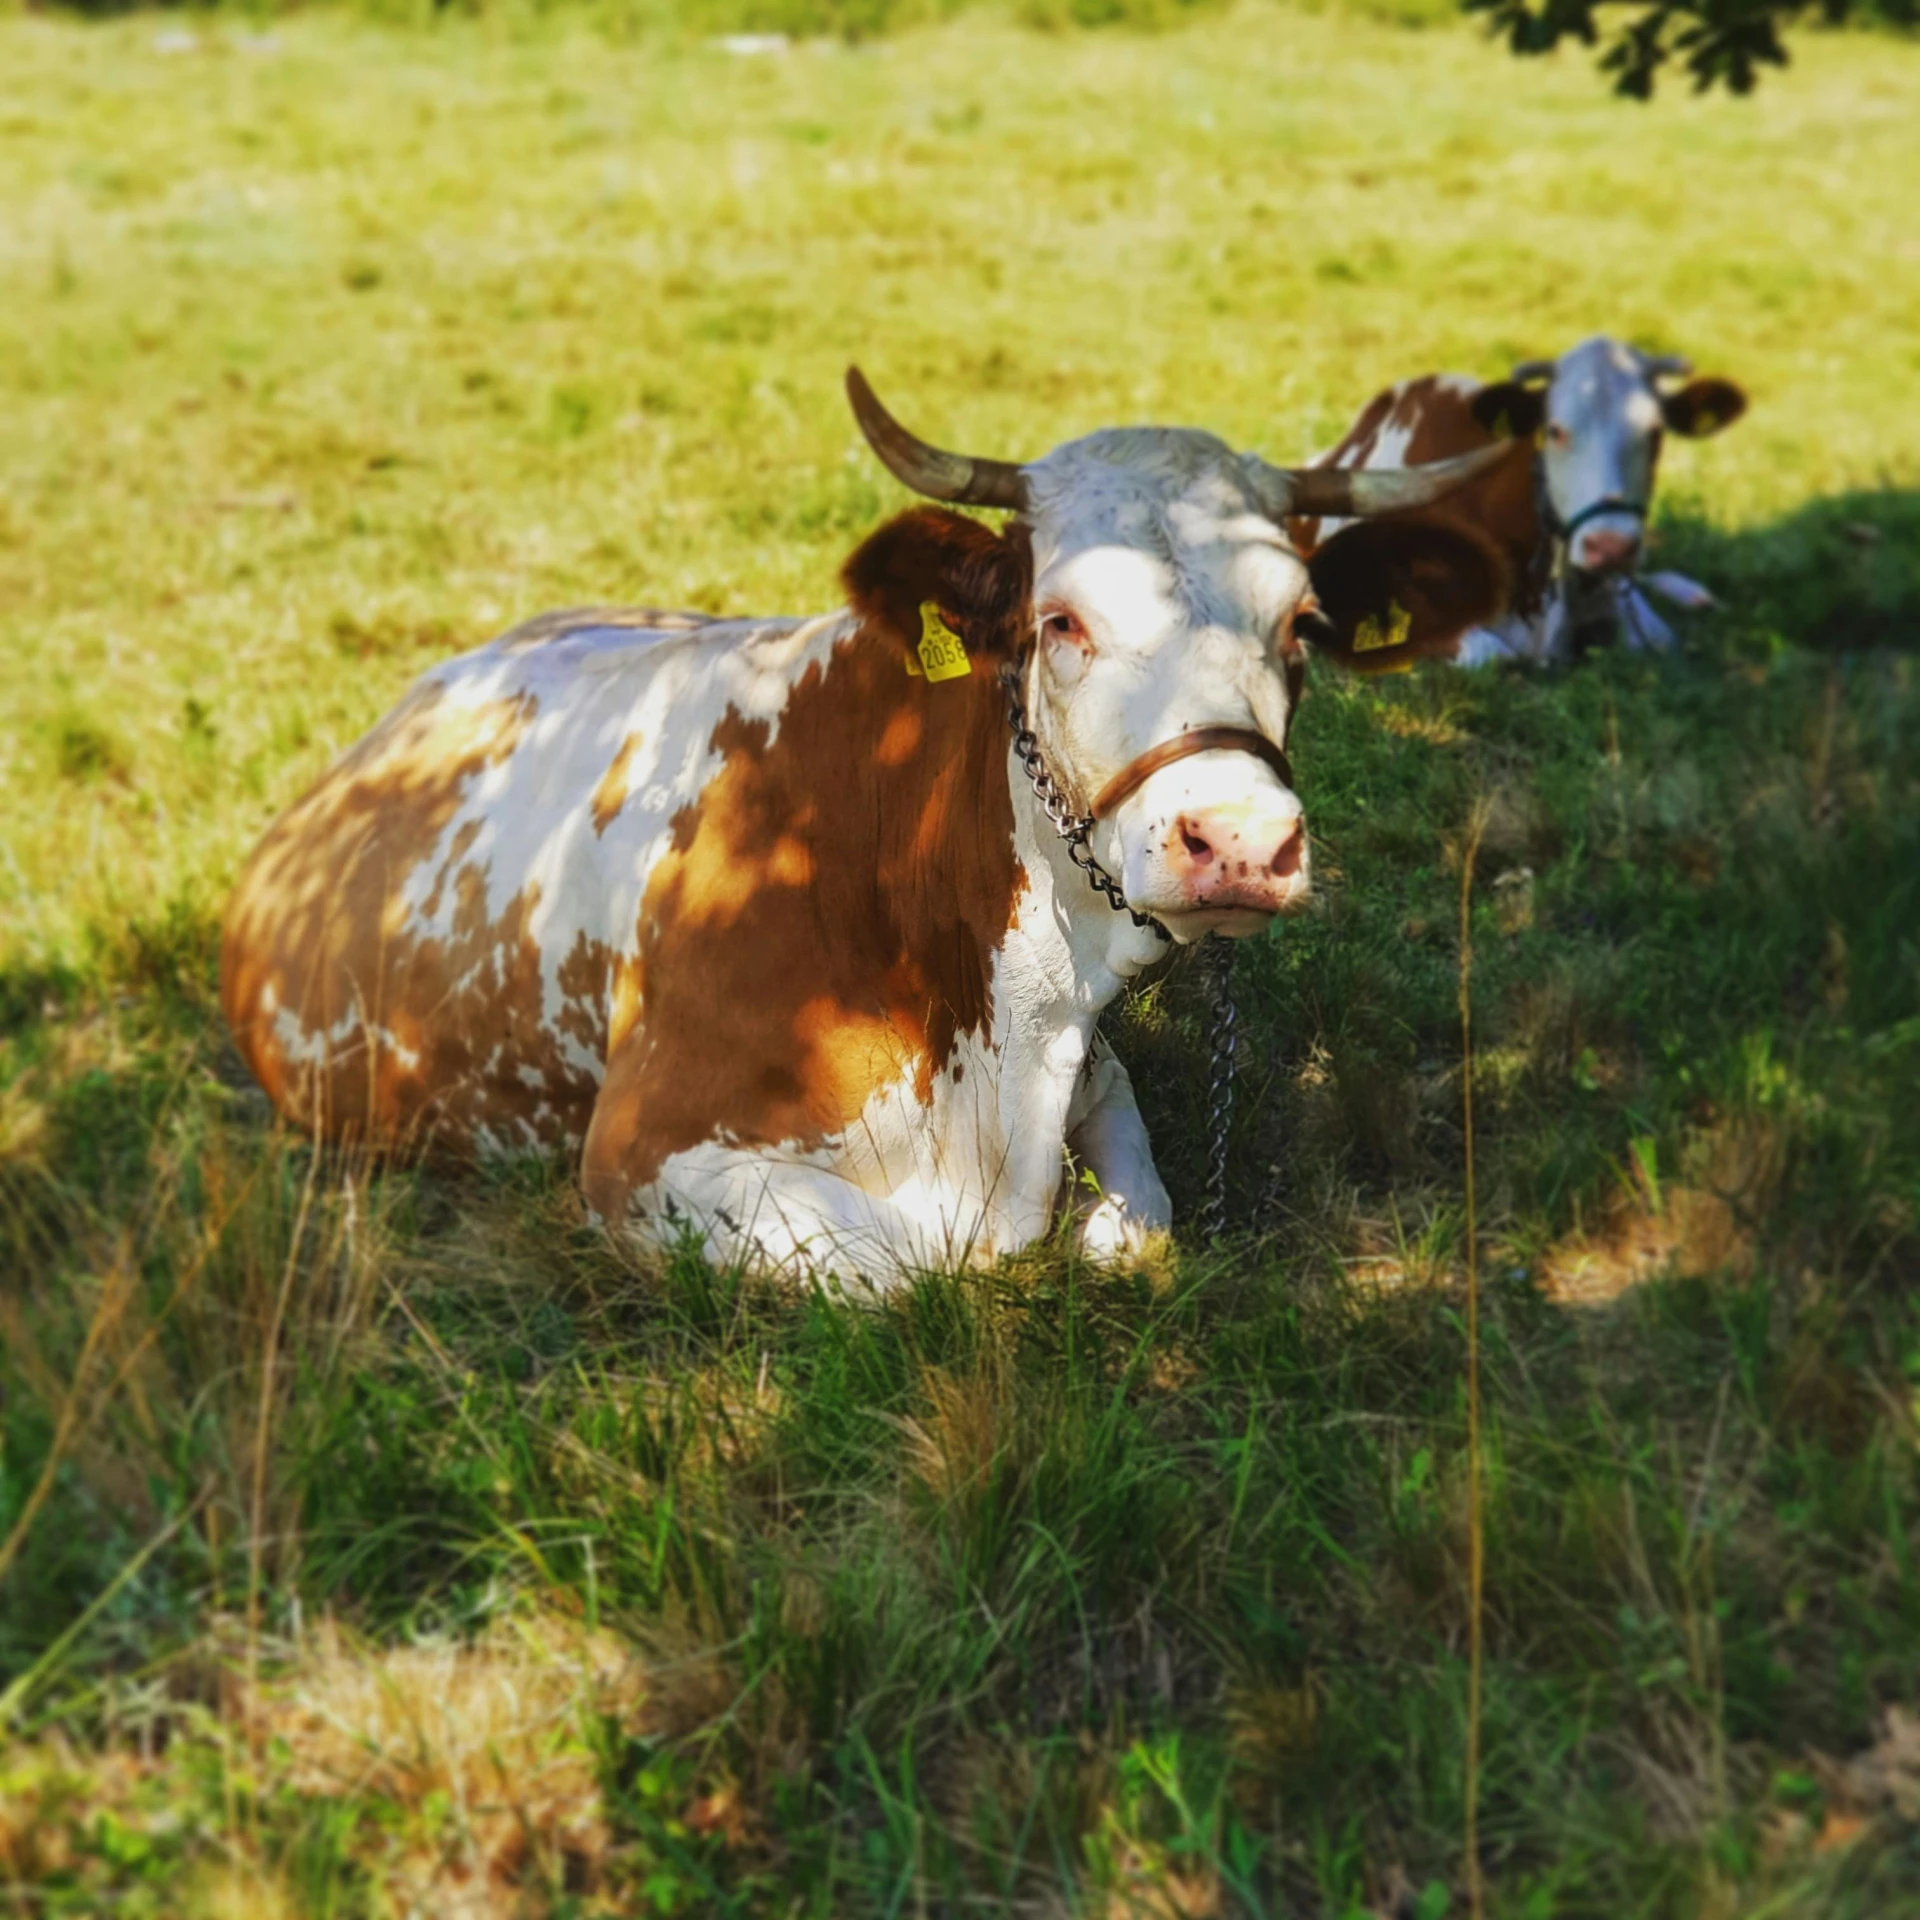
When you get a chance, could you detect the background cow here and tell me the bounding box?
[1293,336,1748,667]
[222,373,1507,1282]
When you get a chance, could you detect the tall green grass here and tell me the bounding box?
[3,7,1919,1914]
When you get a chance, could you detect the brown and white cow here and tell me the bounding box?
[221,372,1507,1281]
[1294,336,1747,668]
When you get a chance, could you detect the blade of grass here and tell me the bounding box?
[1458,794,1489,1920]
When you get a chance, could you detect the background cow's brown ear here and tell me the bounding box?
[1469,380,1547,442]
[1661,376,1747,438]
[1303,515,1511,676]
[842,507,1032,661]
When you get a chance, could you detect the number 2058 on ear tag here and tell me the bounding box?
[916,604,972,683]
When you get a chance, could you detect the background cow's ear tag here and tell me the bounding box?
[916,604,972,683]
[1352,598,1414,654]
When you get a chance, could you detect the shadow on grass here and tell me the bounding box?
[1657,485,1920,653]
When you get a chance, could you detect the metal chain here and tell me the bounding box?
[998,663,1170,939]
[998,656,1240,1239]
[1197,933,1238,1242]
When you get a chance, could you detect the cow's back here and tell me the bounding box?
[220,607,841,1155]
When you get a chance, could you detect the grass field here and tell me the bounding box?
[4,6,1920,1914]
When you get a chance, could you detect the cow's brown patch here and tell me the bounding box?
[1398,383,1544,618]
[220,684,618,1153]
[580,511,1030,1217]
[591,731,645,836]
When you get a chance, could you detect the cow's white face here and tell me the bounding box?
[1537,338,1667,576]
[1478,335,1748,580]
[1021,430,1311,942]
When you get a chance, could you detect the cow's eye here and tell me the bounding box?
[1040,609,1088,649]
[1546,422,1573,449]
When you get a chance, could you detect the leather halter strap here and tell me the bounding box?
[1090,726,1294,822]
[1555,493,1648,544]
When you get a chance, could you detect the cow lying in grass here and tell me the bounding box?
[222,372,1507,1281]
[1292,336,1747,668]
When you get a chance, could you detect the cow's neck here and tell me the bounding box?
[995,734,1167,1030]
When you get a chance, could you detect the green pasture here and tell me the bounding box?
[4,7,1919,1914]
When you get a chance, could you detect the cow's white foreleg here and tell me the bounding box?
[1455,614,1549,668]
[1062,1036,1173,1261]
[620,1144,1025,1293]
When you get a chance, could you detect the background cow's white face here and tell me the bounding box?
[1538,338,1668,574]
[1474,335,1748,580]
[1022,430,1311,942]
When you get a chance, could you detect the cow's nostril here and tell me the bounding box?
[1179,822,1214,865]
[1267,828,1303,879]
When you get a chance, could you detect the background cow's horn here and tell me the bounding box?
[1510,357,1556,384]
[1641,351,1695,381]
[845,366,1031,511]
[1251,440,1513,521]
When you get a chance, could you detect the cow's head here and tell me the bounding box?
[844,371,1508,943]
[1469,336,1747,579]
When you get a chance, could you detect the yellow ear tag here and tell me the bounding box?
[1352,598,1413,654]
[915,604,972,683]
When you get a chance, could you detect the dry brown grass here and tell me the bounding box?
[1540,1117,1781,1304]
[4,1123,394,1596]
[1224,1677,1323,1800]
[0,1607,728,1920]
[237,1609,648,1916]
[891,1364,1014,1506]
[0,1735,154,1886]
[1812,1706,1920,1825]
[1091,1847,1221,1920]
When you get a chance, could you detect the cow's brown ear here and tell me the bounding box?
[1661,376,1747,438]
[1304,515,1510,675]
[842,507,1032,662]
[1469,380,1547,443]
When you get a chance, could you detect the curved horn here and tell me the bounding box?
[1640,351,1695,381]
[1250,439,1515,522]
[845,366,1030,511]
[1510,357,1556,384]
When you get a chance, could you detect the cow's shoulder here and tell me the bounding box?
[580,615,1027,1225]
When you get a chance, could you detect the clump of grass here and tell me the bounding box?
[237,1609,649,1907]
